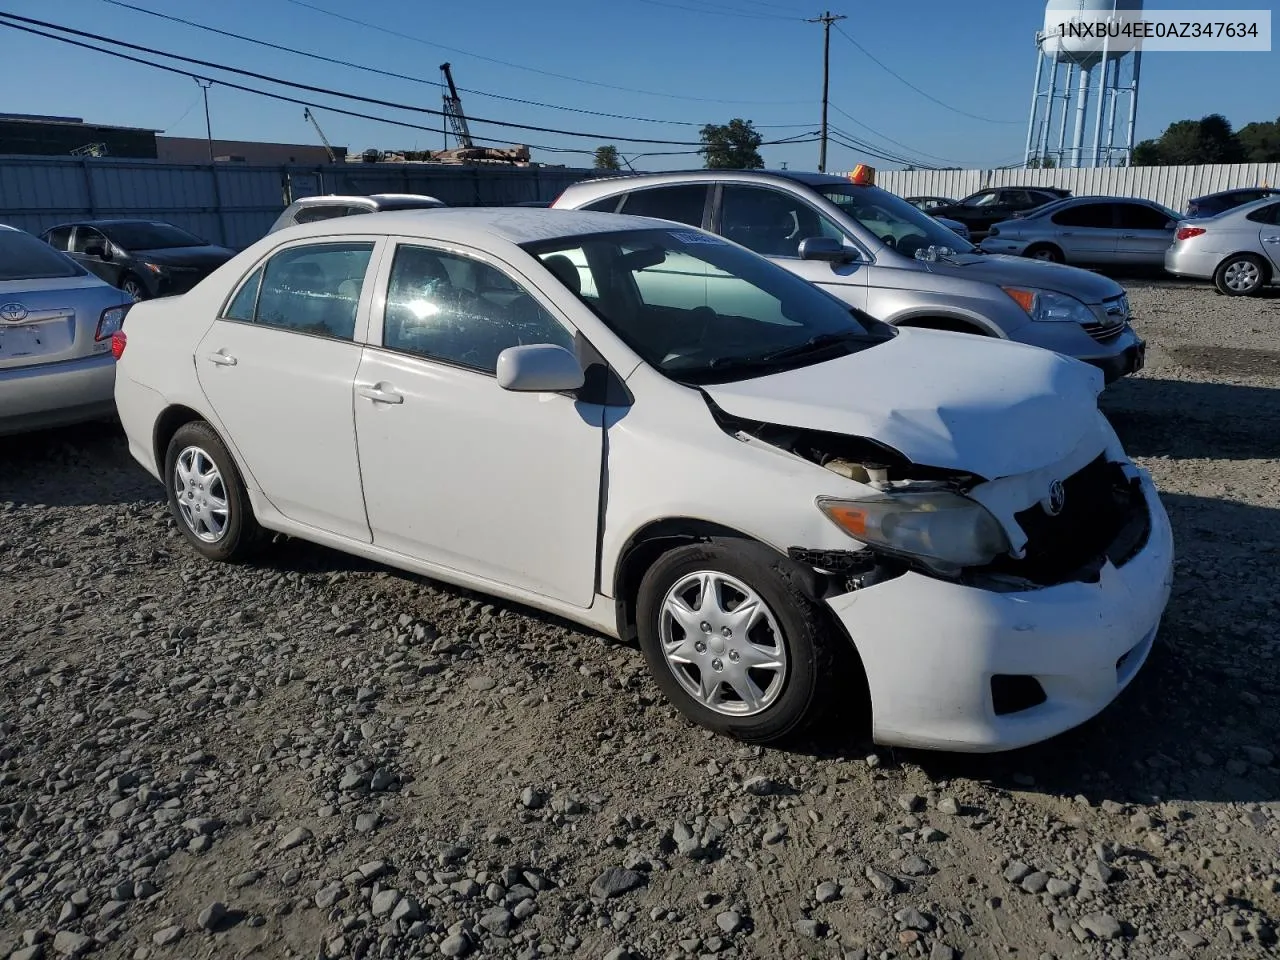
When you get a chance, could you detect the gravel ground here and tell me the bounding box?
[2,280,1279,960]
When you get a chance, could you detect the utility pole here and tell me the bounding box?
[194,78,215,163]
[807,11,845,173]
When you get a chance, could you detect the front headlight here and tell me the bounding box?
[141,262,167,275]
[1002,287,1095,324]
[817,492,1010,571]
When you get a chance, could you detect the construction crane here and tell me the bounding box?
[303,108,338,163]
[439,63,473,150]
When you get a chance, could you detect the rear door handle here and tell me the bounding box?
[205,351,237,366]
[355,382,404,404]
[1119,234,1138,239]
[1263,237,1280,244]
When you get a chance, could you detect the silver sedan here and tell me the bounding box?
[1165,196,1280,296]
[980,196,1181,269]
[0,224,132,436]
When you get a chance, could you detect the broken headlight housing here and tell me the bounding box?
[817,492,1010,573]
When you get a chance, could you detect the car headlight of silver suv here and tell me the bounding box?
[816,492,1010,572]
[1002,287,1096,324]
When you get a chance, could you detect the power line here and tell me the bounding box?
[96,0,816,129]
[631,0,804,21]
[0,12,776,147]
[282,0,813,105]
[827,130,934,169]
[833,24,1021,125]
[829,103,966,166]
[0,16,820,160]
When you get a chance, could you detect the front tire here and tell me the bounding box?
[120,274,148,302]
[164,421,264,562]
[635,538,839,744]
[1024,243,1063,264]
[1214,254,1268,296]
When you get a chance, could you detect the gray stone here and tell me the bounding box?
[276,826,312,851]
[11,946,44,960]
[1176,931,1208,949]
[354,813,379,833]
[603,949,631,960]
[1021,872,1050,894]
[716,911,744,935]
[742,775,777,796]
[590,867,646,899]
[929,945,957,960]
[793,918,824,939]
[316,882,346,909]
[897,793,925,813]
[197,901,227,931]
[899,855,932,877]
[1045,878,1076,898]
[440,933,471,957]
[338,771,365,791]
[52,932,93,957]
[865,867,899,893]
[371,889,401,917]
[479,906,515,936]
[936,797,960,816]
[814,881,841,904]
[182,817,221,835]
[152,925,184,947]
[1084,859,1114,884]
[520,786,546,810]
[894,907,932,931]
[1243,745,1275,766]
[1080,913,1122,940]
[391,896,421,923]
[230,870,262,889]
[1003,861,1033,884]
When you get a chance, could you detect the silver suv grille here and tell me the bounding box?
[1083,295,1130,343]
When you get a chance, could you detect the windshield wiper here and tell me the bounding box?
[702,330,869,373]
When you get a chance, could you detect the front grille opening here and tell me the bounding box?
[975,456,1151,588]
[1082,319,1127,343]
[991,675,1048,716]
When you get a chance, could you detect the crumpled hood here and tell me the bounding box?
[921,252,1124,304]
[702,329,1106,480]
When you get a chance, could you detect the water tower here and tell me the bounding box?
[1025,0,1144,168]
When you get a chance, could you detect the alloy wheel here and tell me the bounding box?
[1223,259,1261,293]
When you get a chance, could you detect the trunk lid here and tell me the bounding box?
[0,277,129,370]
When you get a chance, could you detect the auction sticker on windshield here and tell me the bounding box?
[670,231,723,245]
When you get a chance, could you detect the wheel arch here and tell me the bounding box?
[1022,241,1064,262]
[153,404,208,474]
[1217,250,1273,279]
[894,314,995,336]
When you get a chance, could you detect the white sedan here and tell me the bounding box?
[113,208,1173,751]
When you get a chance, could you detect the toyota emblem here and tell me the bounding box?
[1045,479,1067,517]
[0,302,28,322]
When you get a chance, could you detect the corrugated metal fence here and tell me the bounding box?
[874,163,1280,213]
[0,155,599,249]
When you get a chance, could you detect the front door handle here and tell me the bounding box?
[205,351,237,366]
[1119,234,1138,239]
[356,382,404,404]
[1263,237,1280,244]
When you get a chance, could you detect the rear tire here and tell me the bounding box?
[635,538,842,744]
[164,421,264,562]
[1213,254,1268,296]
[1024,243,1064,264]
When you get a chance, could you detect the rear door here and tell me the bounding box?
[1114,202,1177,265]
[1049,202,1118,264]
[1250,202,1280,273]
[194,238,381,542]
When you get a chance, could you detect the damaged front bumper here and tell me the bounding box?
[822,468,1173,752]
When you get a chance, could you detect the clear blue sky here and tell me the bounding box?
[0,0,1275,171]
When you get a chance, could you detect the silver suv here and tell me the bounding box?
[553,170,1144,383]
[267,194,445,234]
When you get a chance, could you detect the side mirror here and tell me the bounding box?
[496,344,584,393]
[798,237,855,263]
[83,242,109,259]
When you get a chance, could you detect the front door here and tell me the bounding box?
[1254,202,1280,274]
[195,239,379,542]
[68,226,122,286]
[1050,203,1119,264]
[353,240,604,606]
[715,184,868,309]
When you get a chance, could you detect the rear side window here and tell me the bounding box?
[224,265,264,320]
[1114,203,1173,230]
[1051,204,1115,228]
[44,226,72,250]
[581,196,624,213]
[293,205,362,226]
[250,243,374,340]
[618,185,708,227]
[1247,203,1280,225]
[0,229,83,281]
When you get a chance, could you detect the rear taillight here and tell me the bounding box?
[110,330,127,360]
[988,226,1000,237]
[1176,227,1206,241]
[95,303,130,341]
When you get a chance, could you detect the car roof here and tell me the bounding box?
[282,206,692,245]
[563,169,857,190]
[1192,187,1280,201]
[43,218,181,229]
[292,194,441,205]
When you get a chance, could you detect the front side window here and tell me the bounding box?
[251,243,373,340]
[382,245,574,374]
[961,190,1000,208]
[816,184,976,256]
[720,185,844,258]
[71,227,107,255]
[525,227,889,384]
[618,185,708,227]
[1115,203,1176,230]
[1051,204,1114,229]
[0,229,84,281]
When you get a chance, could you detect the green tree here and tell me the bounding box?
[594,145,622,170]
[1130,113,1245,165]
[1238,117,1280,162]
[699,119,764,169]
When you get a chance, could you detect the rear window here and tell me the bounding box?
[103,222,206,250]
[0,230,85,281]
